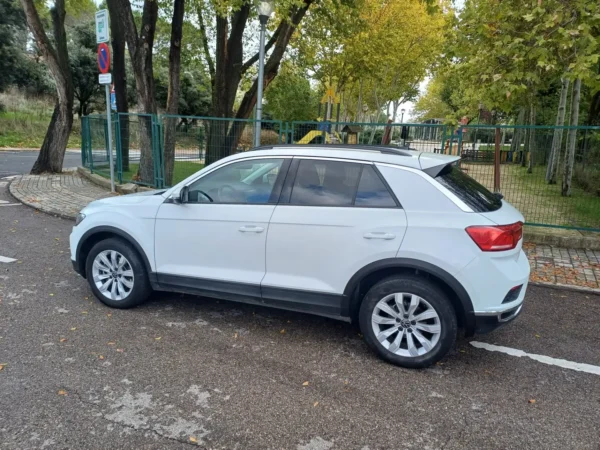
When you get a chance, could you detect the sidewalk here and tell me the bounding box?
[8,171,600,293]
[8,171,115,219]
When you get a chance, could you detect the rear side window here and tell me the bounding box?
[289,160,397,207]
[435,165,501,212]
[355,165,397,207]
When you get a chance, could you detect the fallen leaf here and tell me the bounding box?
[280,329,286,334]
[344,380,349,385]
[55,238,60,241]
[59,338,67,343]
[535,334,541,338]
[302,381,309,386]
[98,355,105,360]
[529,399,536,404]
[233,332,238,339]
[116,348,124,353]
[313,401,319,407]
[49,294,54,297]
[155,337,162,341]
[58,389,67,395]
[107,342,116,346]
[0,364,5,371]
[189,436,198,443]
[107,313,112,317]
[70,327,77,331]
[81,311,88,314]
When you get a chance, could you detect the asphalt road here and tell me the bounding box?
[0,150,82,177]
[0,179,599,449]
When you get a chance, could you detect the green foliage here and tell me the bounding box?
[68,20,103,116]
[154,68,212,116]
[264,62,318,121]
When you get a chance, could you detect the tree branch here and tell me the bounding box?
[197,3,215,82]
[240,26,281,75]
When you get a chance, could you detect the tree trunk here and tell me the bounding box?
[205,0,314,165]
[562,78,581,196]
[20,0,73,174]
[108,1,130,171]
[163,0,185,186]
[586,91,600,126]
[527,103,536,173]
[546,77,569,184]
[107,0,158,185]
[510,108,525,163]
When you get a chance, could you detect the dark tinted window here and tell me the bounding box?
[435,165,501,212]
[355,165,397,207]
[290,160,361,206]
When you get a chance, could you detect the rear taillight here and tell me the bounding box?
[466,221,523,252]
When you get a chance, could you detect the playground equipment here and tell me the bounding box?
[297,80,343,144]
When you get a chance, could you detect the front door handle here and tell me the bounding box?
[239,225,265,233]
[364,232,395,240]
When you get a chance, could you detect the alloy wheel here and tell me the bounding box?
[92,250,135,301]
[371,292,441,357]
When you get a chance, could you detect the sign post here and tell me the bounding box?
[96,20,115,193]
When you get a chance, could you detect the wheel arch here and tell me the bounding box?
[343,258,476,336]
[76,226,153,279]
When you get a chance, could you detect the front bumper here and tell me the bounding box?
[72,259,83,277]
[473,303,523,334]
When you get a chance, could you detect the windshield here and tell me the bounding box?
[435,165,502,212]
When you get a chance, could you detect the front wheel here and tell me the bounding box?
[359,275,457,369]
[85,238,152,309]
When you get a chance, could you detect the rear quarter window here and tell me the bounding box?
[435,165,502,212]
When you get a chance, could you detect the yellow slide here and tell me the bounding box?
[297,130,342,144]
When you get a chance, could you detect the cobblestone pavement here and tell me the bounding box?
[8,172,115,219]
[7,172,600,292]
[524,242,600,290]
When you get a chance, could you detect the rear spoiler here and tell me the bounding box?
[418,153,461,177]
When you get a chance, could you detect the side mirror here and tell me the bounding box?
[171,186,188,204]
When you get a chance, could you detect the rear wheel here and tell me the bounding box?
[85,238,152,309]
[359,275,457,369]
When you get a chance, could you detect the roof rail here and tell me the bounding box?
[251,144,415,157]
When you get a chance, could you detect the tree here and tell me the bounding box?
[263,61,318,122]
[20,0,74,173]
[106,0,158,184]
[108,0,130,171]
[546,77,570,183]
[562,78,582,196]
[163,0,185,186]
[69,21,102,117]
[0,0,27,95]
[198,0,322,163]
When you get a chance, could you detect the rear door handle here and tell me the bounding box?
[239,225,265,233]
[364,232,395,240]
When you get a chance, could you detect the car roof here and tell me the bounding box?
[225,144,460,176]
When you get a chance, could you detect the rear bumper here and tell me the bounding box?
[473,303,523,334]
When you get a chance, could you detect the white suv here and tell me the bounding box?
[70,145,530,368]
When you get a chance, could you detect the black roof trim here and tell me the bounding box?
[250,144,415,157]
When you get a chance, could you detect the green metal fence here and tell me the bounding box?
[81,115,600,231]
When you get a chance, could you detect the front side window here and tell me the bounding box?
[289,159,397,207]
[187,158,284,204]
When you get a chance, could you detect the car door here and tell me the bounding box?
[262,157,407,314]
[154,157,290,293]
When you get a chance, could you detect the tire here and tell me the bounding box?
[85,237,152,309]
[359,275,457,369]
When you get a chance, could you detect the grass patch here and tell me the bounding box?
[0,90,81,148]
[95,161,204,187]
[464,162,600,229]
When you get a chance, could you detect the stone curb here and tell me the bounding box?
[530,281,600,296]
[524,230,600,251]
[76,167,155,195]
[8,177,77,221]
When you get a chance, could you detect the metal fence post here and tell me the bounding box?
[494,127,501,192]
[114,114,123,184]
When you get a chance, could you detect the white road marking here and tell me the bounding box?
[0,255,18,263]
[470,341,600,376]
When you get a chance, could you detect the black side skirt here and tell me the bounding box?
[155,273,348,322]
